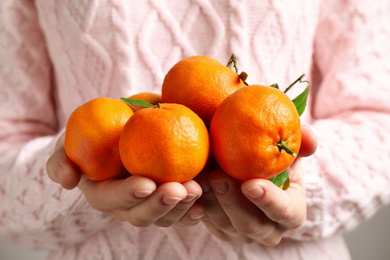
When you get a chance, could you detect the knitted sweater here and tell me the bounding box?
[1,0,390,259]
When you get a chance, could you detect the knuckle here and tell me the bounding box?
[278,206,306,229]
[174,220,200,227]
[259,197,278,213]
[128,218,151,227]
[234,235,255,244]
[239,223,279,243]
[262,235,283,246]
[235,223,263,237]
[275,204,295,222]
[111,211,129,222]
[289,213,306,229]
[155,219,174,227]
[127,214,152,227]
[215,219,235,233]
[210,230,232,242]
[240,237,256,244]
[85,198,104,212]
[90,203,109,214]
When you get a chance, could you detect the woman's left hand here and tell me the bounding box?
[197,125,317,245]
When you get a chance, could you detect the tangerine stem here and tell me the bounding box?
[227,54,249,86]
[156,103,164,109]
[239,72,249,86]
[284,74,309,94]
[227,54,239,73]
[277,140,297,157]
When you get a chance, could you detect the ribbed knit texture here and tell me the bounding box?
[1,0,390,259]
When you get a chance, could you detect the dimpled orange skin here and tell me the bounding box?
[161,55,246,124]
[64,97,134,181]
[128,92,162,111]
[119,103,210,183]
[210,85,301,181]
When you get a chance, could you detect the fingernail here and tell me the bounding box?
[56,165,64,186]
[182,193,197,203]
[245,186,264,199]
[162,196,182,205]
[54,165,61,183]
[190,213,204,221]
[200,181,211,193]
[210,180,228,195]
[134,190,153,198]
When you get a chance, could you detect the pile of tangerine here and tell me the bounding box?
[64,54,308,187]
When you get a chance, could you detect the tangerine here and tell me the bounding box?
[128,92,161,111]
[119,103,210,183]
[161,55,246,124]
[209,85,301,181]
[64,97,134,181]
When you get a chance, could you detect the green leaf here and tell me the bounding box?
[292,86,310,116]
[268,170,289,187]
[121,97,154,108]
[270,83,279,89]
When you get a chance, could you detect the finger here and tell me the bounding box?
[287,157,305,185]
[208,170,282,242]
[154,180,203,227]
[241,161,306,229]
[198,174,258,243]
[201,213,255,244]
[126,182,187,227]
[196,173,236,234]
[201,214,232,242]
[46,148,81,190]
[175,203,206,227]
[299,125,318,157]
[54,132,66,151]
[78,175,157,212]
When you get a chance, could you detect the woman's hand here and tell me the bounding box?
[46,133,206,227]
[197,125,317,244]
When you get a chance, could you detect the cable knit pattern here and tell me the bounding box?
[1,0,390,259]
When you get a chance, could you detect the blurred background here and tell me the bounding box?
[1,204,390,260]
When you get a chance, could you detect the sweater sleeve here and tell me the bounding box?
[286,0,390,240]
[0,1,115,250]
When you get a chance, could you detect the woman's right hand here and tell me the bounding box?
[46,133,206,227]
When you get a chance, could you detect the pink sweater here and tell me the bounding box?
[1,0,390,259]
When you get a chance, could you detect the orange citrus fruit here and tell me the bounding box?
[209,85,301,181]
[64,97,134,181]
[128,92,161,111]
[119,103,210,183]
[161,55,246,124]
